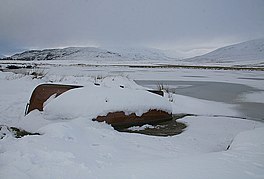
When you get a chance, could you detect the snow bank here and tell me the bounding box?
[0,72,40,126]
[91,127,264,179]
[44,84,172,121]
[230,127,264,151]
[1,115,262,179]
[99,76,146,90]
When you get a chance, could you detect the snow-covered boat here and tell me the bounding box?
[26,84,172,128]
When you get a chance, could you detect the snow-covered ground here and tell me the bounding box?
[0,63,264,178]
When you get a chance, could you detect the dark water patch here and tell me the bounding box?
[183,75,208,78]
[117,114,189,136]
[83,69,104,72]
[110,70,134,73]
[236,102,264,121]
[129,65,264,71]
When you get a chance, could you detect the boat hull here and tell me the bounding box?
[95,110,172,128]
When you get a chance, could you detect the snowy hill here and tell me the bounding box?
[0,54,5,58]
[9,47,122,61]
[105,47,174,61]
[7,47,171,62]
[185,39,264,66]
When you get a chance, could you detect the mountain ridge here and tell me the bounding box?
[2,47,171,62]
[184,38,264,64]
[1,39,264,66]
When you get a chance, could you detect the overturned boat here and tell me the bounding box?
[26,83,172,128]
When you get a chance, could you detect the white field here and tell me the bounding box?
[0,61,264,179]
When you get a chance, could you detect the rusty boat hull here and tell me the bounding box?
[26,84,83,114]
[95,110,172,128]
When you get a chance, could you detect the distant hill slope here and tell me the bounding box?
[184,39,264,65]
[4,47,171,62]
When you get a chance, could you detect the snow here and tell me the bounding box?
[104,47,174,61]
[99,126,264,179]
[3,38,264,68]
[1,114,263,179]
[185,38,264,66]
[127,124,156,131]
[238,91,264,103]
[0,62,264,178]
[169,93,239,116]
[43,93,56,108]
[9,46,172,62]
[44,85,172,120]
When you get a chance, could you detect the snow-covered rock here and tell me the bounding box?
[185,38,264,65]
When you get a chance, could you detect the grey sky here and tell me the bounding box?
[0,0,264,56]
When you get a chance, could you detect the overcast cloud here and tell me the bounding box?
[0,0,264,56]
